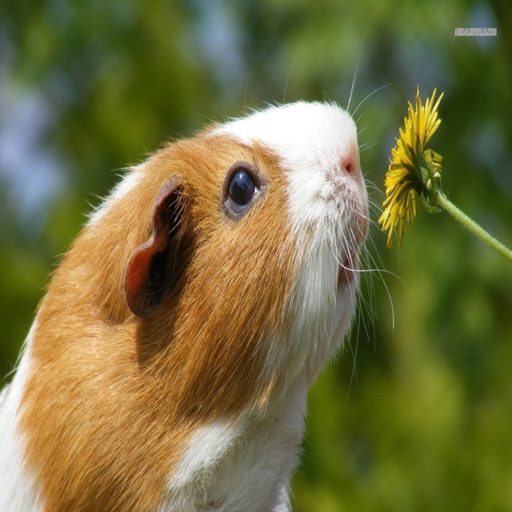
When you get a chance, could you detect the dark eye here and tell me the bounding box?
[223,162,265,219]
[229,170,255,207]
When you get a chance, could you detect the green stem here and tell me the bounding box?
[435,192,512,264]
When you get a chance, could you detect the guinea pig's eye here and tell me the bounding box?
[229,171,255,207]
[222,162,266,220]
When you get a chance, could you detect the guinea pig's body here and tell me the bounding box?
[0,101,368,511]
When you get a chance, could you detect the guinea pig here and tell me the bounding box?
[0,101,368,511]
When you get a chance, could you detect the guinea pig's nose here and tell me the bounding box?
[340,151,362,185]
[343,161,355,175]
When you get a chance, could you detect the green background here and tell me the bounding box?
[1,1,511,510]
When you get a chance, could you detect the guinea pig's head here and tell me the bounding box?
[92,101,367,418]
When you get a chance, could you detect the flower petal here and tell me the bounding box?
[379,86,444,246]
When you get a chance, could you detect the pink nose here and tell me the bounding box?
[344,162,355,174]
[340,151,363,186]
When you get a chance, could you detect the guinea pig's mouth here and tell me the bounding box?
[337,252,359,288]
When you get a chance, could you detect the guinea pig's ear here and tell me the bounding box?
[125,177,189,318]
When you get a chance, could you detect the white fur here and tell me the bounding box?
[161,377,308,511]
[0,323,43,511]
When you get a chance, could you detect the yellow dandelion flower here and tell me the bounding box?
[378,86,512,262]
[379,86,444,247]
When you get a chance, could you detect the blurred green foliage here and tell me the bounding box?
[1,1,511,510]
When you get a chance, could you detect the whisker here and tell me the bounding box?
[362,224,399,331]
[354,109,371,128]
[345,298,361,403]
[351,83,393,119]
[282,40,304,104]
[347,34,367,112]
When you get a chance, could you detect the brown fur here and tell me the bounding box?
[21,135,299,510]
